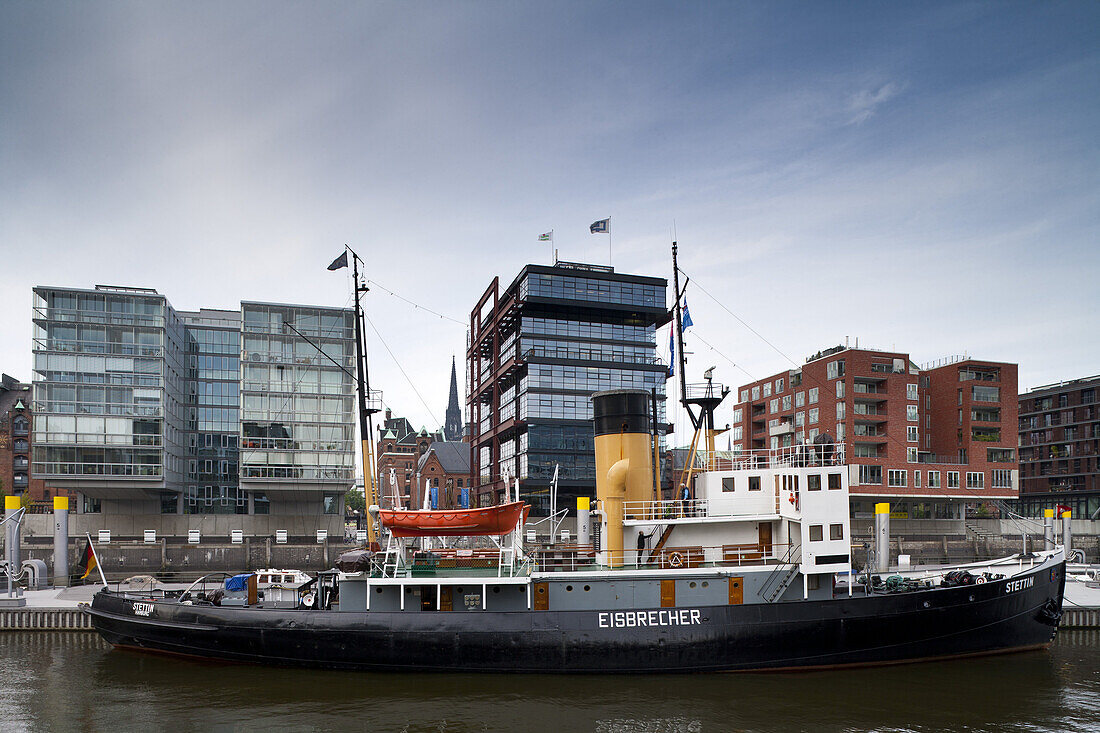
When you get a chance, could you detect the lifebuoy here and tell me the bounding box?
[669,552,685,568]
[788,493,796,504]
[302,591,317,607]
[975,576,986,585]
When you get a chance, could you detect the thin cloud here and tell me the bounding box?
[846,82,902,125]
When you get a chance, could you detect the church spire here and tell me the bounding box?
[444,355,463,441]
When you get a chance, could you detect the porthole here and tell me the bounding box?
[538,587,546,594]
[566,585,574,592]
[689,582,697,589]
[702,581,709,588]
[375,588,383,594]
[583,585,591,591]
[492,586,501,594]
[456,587,463,593]
[923,601,931,608]
[969,595,975,602]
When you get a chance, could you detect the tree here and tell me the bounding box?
[345,488,366,514]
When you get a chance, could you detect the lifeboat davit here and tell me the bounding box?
[377,501,530,538]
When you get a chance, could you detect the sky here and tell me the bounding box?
[1,1,1098,449]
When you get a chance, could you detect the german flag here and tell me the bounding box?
[79,539,98,581]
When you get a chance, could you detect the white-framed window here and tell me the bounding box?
[770,398,779,413]
[992,469,1012,489]
[795,411,805,427]
[928,470,940,488]
[836,402,846,420]
[907,426,918,442]
[907,383,919,401]
[947,471,960,488]
[782,395,792,411]
[770,436,779,449]
[967,472,985,489]
[763,382,772,398]
[906,404,919,421]
[731,426,743,441]
[808,427,819,441]
[888,469,907,487]
[830,523,844,541]
[740,389,749,403]
[795,391,805,408]
[827,360,845,379]
[732,408,743,423]
[808,475,822,491]
[752,386,760,401]
[836,422,846,440]
[809,525,823,542]
[836,380,845,398]
[769,418,779,428]
[808,387,819,404]
[907,447,918,463]
[914,470,921,488]
[776,378,784,393]
[809,407,819,424]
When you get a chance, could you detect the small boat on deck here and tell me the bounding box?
[377,501,530,537]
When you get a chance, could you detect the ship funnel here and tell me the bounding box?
[593,390,654,568]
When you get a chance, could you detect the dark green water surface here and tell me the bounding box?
[2,631,1099,732]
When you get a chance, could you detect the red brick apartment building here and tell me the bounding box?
[0,373,48,502]
[1017,375,1100,519]
[730,347,1018,519]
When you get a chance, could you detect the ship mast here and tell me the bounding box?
[350,248,381,545]
[671,242,729,493]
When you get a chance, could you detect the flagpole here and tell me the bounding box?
[86,532,108,586]
[608,217,612,267]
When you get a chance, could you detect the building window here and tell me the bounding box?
[828,474,841,490]
[763,382,772,398]
[858,465,882,485]
[914,471,921,488]
[888,469,907,487]
[253,492,270,514]
[854,444,878,458]
[748,476,761,491]
[776,378,784,393]
[826,360,845,379]
[732,408,742,423]
[906,383,918,401]
[928,471,940,488]
[972,386,1000,403]
[323,494,340,514]
[808,387,819,404]
[947,471,960,489]
[836,422,845,440]
[12,415,29,435]
[782,395,792,411]
[809,408,819,424]
[740,389,749,403]
[992,469,1012,489]
[906,405,918,421]
[907,426,918,442]
[82,495,101,513]
[906,447,918,463]
[160,492,177,514]
[722,477,735,493]
[795,391,805,408]
[835,381,845,399]
[809,525,823,542]
[830,523,844,541]
[751,386,760,401]
[836,403,845,420]
[795,411,805,427]
[966,472,985,489]
[807,475,821,491]
[770,399,779,413]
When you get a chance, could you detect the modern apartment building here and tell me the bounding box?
[467,261,668,513]
[730,347,1018,520]
[31,285,355,537]
[1017,375,1100,518]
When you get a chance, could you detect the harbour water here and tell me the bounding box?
[3,632,1099,732]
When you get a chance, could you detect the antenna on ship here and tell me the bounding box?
[671,241,730,496]
[349,246,383,546]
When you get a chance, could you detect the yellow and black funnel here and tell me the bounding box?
[593,389,654,567]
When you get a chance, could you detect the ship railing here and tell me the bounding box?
[598,542,800,571]
[623,499,712,520]
[684,445,846,471]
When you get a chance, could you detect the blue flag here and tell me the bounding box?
[327,251,348,270]
[668,327,675,377]
[682,300,694,330]
[590,218,610,234]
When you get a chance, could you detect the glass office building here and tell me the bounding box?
[31,285,355,531]
[468,262,668,514]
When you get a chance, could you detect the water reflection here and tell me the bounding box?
[2,632,1099,732]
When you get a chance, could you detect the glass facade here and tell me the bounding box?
[239,302,355,486]
[32,287,356,517]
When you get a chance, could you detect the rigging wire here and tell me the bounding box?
[365,278,466,326]
[364,313,442,427]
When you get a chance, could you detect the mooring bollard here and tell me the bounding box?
[53,496,69,587]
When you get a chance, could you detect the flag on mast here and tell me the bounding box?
[538,231,552,242]
[682,300,694,330]
[78,538,98,580]
[589,218,610,234]
[668,326,675,377]
[327,251,349,270]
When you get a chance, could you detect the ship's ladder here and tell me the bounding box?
[381,535,404,578]
[760,544,801,603]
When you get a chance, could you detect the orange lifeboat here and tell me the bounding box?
[377,501,530,538]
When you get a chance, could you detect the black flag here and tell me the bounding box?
[327,251,348,270]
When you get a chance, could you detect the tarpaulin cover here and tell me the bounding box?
[224,573,254,592]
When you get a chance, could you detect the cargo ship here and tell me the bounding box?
[85,245,1065,672]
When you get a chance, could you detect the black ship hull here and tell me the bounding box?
[86,558,1065,673]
